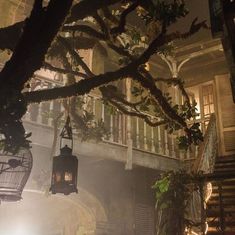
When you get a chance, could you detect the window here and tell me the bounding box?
[202,84,215,118]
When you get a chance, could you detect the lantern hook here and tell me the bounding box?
[60,115,73,150]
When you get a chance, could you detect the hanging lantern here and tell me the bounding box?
[0,147,33,202]
[50,116,78,195]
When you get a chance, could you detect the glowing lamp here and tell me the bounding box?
[50,116,78,195]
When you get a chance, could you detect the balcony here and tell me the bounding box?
[22,72,191,171]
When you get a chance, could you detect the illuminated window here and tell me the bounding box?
[202,84,214,118]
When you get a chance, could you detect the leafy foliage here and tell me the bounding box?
[0,0,207,152]
[153,171,200,235]
[0,89,31,153]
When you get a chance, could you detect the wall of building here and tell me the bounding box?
[22,144,158,235]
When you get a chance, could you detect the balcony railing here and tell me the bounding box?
[23,75,208,162]
[192,113,217,173]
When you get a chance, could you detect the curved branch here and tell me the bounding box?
[153,77,190,104]
[67,0,121,23]
[111,1,140,35]
[50,111,63,157]
[93,11,110,38]
[107,98,166,127]
[70,97,87,131]
[24,65,133,103]
[63,24,107,40]
[43,62,89,79]
[134,72,187,128]
[0,0,73,89]
[58,36,94,77]
[24,18,207,105]
[101,6,119,24]
[0,21,24,51]
[100,85,146,108]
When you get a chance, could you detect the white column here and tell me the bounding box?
[101,102,105,121]
[171,134,176,158]
[195,145,199,158]
[157,126,163,154]
[125,78,133,169]
[136,117,140,149]
[37,102,43,124]
[92,97,96,115]
[24,106,31,122]
[118,114,122,144]
[151,121,155,152]
[125,137,133,170]
[164,130,170,156]
[110,114,114,142]
[48,101,54,126]
[144,122,148,150]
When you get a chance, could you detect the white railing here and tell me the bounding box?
[23,76,209,161]
[192,113,217,173]
[24,94,177,158]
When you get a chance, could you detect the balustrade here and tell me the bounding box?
[23,76,210,161]
[24,94,184,158]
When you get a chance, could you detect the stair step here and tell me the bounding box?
[207,209,235,217]
[216,155,235,162]
[207,231,235,235]
[213,188,235,194]
[208,220,235,227]
[210,194,235,201]
[216,159,235,164]
[212,180,235,187]
[214,169,235,174]
[207,156,235,233]
[208,199,235,207]
[215,162,235,168]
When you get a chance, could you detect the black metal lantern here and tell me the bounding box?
[50,116,78,195]
[0,148,33,202]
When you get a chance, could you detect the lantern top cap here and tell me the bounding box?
[60,145,72,156]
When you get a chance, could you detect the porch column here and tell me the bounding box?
[125,78,133,170]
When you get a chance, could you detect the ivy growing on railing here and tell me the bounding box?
[153,171,203,235]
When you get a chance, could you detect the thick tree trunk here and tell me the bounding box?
[0,0,73,90]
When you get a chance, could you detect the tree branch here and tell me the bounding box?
[43,62,89,79]
[133,72,187,128]
[152,76,190,104]
[111,1,140,35]
[58,36,94,77]
[0,21,24,51]
[63,24,107,40]
[92,11,110,39]
[101,6,119,25]
[24,18,207,107]
[67,0,121,23]
[107,98,166,127]
[0,0,73,89]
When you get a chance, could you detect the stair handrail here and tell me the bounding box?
[192,113,217,174]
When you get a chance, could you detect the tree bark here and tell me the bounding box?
[0,0,73,90]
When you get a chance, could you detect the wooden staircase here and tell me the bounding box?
[206,155,235,235]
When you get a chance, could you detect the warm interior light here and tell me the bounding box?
[205,182,213,203]
[0,225,35,235]
[64,172,72,182]
[55,172,61,182]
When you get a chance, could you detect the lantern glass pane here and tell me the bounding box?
[55,173,61,182]
[64,172,72,182]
